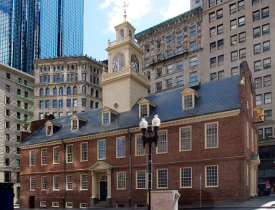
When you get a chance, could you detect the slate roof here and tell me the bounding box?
[21,76,242,147]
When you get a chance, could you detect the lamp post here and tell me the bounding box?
[139,114,161,210]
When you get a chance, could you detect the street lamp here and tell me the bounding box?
[139,114,161,210]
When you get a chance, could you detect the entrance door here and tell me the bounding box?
[29,196,35,209]
[100,181,107,201]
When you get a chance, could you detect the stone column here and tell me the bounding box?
[250,165,254,197]
[106,170,112,207]
[90,170,98,207]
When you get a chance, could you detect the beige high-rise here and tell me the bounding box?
[33,55,106,120]
[0,63,34,203]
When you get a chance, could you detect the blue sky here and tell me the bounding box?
[83,0,191,61]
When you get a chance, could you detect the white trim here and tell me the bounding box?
[46,125,53,136]
[71,119,79,131]
[139,104,149,118]
[97,139,106,160]
[80,174,88,190]
[66,202,73,208]
[179,126,192,151]
[52,201,59,207]
[117,171,126,190]
[156,169,168,189]
[204,122,219,149]
[66,144,73,163]
[41,176,47,191]
[29,150,35,166]
[116,136,125,158]
[180,167,192,188]
[41,148,47,165]
[53,175,59,191]
[102,112,110,125]
[205,165,218,188]
[66,175,73,191]
[135,134,145,156]
[53,146,59,164]
[156,130,168,154]
[30,177,35,191]
[136,170,146,189]
[40,201,46,207]
[80,203,88,208]
[80,142,88,162]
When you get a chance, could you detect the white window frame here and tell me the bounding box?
[53,146,59,164]
[98,140,106,160]
[66,175,73,190]
[66,202,73,208]
[205,165,218,187]
[102,112,110,125]
[135,134,145,156]
[30,150,35,166]
[156,130,167,154]
[205,122,218,149]
[41,148,47,165]
[53,176,59,191]
[136,170,146,189]
[179,126,192,151]
[71,119,78,131]
[81,142,88,162]
[157,169,168,189]
[46,125,52,136]
[52,202,59,208]
[139,104,149,118]
[30,177,35,191]
[41,176,47,191]
[40,201,46,207]
[80,174,88,190]
[80,203,88,208]
[117,171,126,190]
[116,136,125,158]
[184,94,194,109]
[180,167,192,188]
[66,145,73,163]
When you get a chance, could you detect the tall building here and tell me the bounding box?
[190,0,202,9]
[198,0,274,184]
[33,55,105,120]
[0,0,84,72]
[135,7,204,95]
[0,63,34,203]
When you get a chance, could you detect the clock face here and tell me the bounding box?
[250,75,255,93]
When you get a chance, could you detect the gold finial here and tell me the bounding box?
[123,2,129,21]
[253,107,265,121]
[240,76,245,85]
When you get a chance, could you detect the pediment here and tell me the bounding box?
[251,154,261,165]
[100,106,119,115]
[70,114,87,122]
[137,98,157,107]
[45,120,62,127]
[89,161,114,171]
[181,88,200,98]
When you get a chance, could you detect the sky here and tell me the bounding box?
[83,0,191,61]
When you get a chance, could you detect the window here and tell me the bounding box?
[190,57,197,67]
[231,35,237,46]
[264,110,272,121]
[82,73,86,81]
[209,12,216,22]
[53,147,59,164]
[52,202,59,208]
[264,92,271,104]
[253,11,260,22]
[262,7,269,19]
[252,0,259,5]
[82,86,86,94]
[210,27,216,37]
[81,143,88,161]
[81,175,88,190]
[254,60,261,72]
[239,48,246,59]
[180,127,191,151]
[210,42,216,52]
[190,41,197,51]
[238,0,244,10]
[6,97,10,104]
[217,24,223,35]
[53,176,59,190]
[263,41,270,52]
[41,148,47,165]
[265,128,273,139]
[140,105,147,118]
[157,169,168,188]
[117,172,126,189]
[103,113,109,124]
[219,71,225,79]
[67,99,71,108]
[210,57,216,68]
[5,146,9,153]
[73,86,77,94]
[66,175,73,190]
[157,131,167,153]
[73,99,77,107]
[206,166,218,187]
[136,171,146,189]
[263,58,271,69]
[254,44,261,55]
[30,177,35,190]
[254,27,261,38]
[177,47,183,55]
[167,65,172,74]
[98,140,106,159]
[30,150,35,166]
[255,77,262,89]
[218,55,224,66]
[167,50,172,58]
[53,100,57,108]
[230,3,236,14]
[181,168,192,188]
[66,145,73,163]
[231,51,238,62]
[5,159,10,166]
[80,203,88,208]
[262,24,270,35]
[117,137,125,158]
[156,82,162,92]
[177,32,182,40]
[66,202,73,208]
[217,9,223,19]
[190,72,197,83]
[6,73,10,79]
[177,76,183,86]
[167,79,172,89]
[205,122,218,148]
[6,122,10,129]
[6,134,10,141]
[82,98,86,107]
[238,16,245,27]
[41,177,47,190]
[167,36,172,45]
[6,109,10,116]
[190,27,196,36]
[136,134,145,156]
[230,19,237,30]
[209,0,215,8]
[177,61,183,71]
[59,100,63,108]
[239,32,246,43]
[6,85,10,92]
[217,39,223,50]
[258,129,263,140]
[264,75,271,87]
[256,95,262,106]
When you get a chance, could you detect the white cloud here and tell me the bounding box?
[160,0,190,20]
[100,0,152,34]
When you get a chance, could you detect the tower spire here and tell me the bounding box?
[123,2,129,21]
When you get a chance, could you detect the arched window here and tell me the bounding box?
[91,88,94,96]
[53,88,57,96]
[129,30,132,38]
[82,86,86,94]
[46,88,50,96]
[59,87,63,95]
[40,89,44,96]
[113,52,125,72]
[95,90,99,98]
[131,54,139,72]
[67,87,71,95]
[73,86,77,95]
[120,29,124,39]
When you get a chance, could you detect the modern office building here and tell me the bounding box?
[0,63,34,203]
[33,55,105,121]
[198,0,274,184]
[0,0,84,72]
[135,7,204,95]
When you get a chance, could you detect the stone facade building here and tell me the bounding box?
[33,56,106,120]
[0,63,34,203]
[135,7,204,95]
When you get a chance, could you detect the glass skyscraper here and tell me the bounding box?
[0,0,83,72]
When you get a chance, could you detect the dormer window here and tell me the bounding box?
[45,121,62,136]
[72,120,78,130]
[184,95,193,109]
[101,107,119,125]
[70,115,88,131]
[138,98,157,118]
[47,126,52,136]
[181,87,200,110]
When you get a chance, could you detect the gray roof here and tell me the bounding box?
[21,76,242,146]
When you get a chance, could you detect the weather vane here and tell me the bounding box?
[123,2,129,21]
